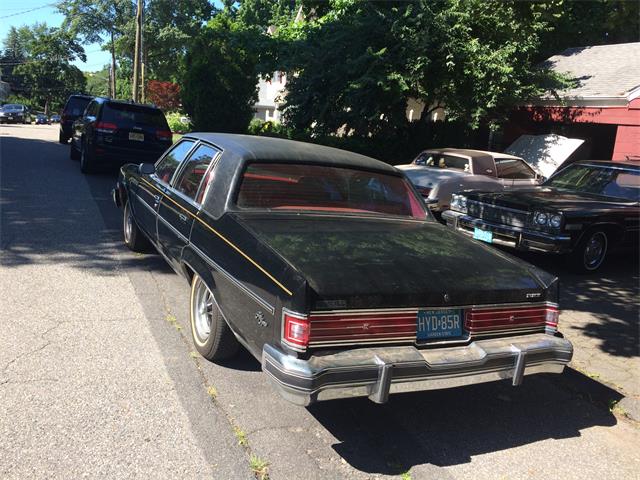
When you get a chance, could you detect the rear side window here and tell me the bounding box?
[102,103,168,128]
[64,97,91,116]
[416,153,470,171]
[155,140,195,184]
[494,158,536,179]
[236,163,427,219]
[174,145,218,202]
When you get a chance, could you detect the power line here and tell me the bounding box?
[0,4,56,20]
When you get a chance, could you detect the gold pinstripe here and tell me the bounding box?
[139,177,293,296]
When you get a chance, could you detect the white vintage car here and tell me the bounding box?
[397,148,543,215]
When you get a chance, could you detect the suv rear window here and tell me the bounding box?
[64,97,91,116]
[236,163,427,219]
[102,103,168,128]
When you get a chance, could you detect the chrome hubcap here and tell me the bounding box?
[193,280,213,343]
[584,232,607,269]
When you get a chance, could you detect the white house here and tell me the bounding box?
[253,71,287,122]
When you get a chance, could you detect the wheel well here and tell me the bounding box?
[182,262,196,284]
[581,223,624,246]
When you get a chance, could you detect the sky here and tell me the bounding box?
[0,0,111,71]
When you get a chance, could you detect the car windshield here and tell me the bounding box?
[546,164,640,200]
[236,163,427,219]
[102,103,168,128]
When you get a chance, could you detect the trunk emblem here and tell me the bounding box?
[443,293,450,303]
[255,311,268,328]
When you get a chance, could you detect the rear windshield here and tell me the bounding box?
[102,103,168,128]
[236,163,427,219]
[414,153,470,172]
[64,97,91,116]
[2,104,24,111]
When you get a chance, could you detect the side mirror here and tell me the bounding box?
[139,163,155,175]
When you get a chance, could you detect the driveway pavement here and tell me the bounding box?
[1,124,639,480]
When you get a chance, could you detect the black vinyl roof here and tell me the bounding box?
[183,133,397,173]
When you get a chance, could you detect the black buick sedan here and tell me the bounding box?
[113,134,572,405]
[443,161,640,272]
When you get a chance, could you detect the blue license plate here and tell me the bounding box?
[417,309,463,340]
[473,227,493,243]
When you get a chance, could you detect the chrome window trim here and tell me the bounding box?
[172,143,222,203]
[189,244,275,315]
[309,301,557,316]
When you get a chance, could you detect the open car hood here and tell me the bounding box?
[505,134,584,178]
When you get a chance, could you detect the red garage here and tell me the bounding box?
[506,42,640,162]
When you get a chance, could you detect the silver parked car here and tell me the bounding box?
[397,148,543,215]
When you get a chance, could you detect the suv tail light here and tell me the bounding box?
[96,121,117,133]
[282,311,310,350]
[156,129,172,141]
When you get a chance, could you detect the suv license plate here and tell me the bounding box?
[473,227,493,243]
[417,309,463,340]
[129,132,144,142]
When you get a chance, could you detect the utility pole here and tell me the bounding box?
[132,0,143,102]
[140,3,145,104]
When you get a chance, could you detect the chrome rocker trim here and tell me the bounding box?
[262,333,573,406]
[441,210,571,253]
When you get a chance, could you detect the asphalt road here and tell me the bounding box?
[1,124,639,480]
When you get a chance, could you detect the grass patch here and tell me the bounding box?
[249,455,269,480]
[400,472,412,480]
[234,426,248,447]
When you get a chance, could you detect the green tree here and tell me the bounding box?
[182,14,260,132]
[85,68,110,96]
[11,24,87,113]
[56,0,134,96]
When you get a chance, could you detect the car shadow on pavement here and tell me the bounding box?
[513,251,639,359]
[307,370,620,475]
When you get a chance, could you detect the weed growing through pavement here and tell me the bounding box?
[400,472,412,480]
[207,386,218,401]
[164,313,182,330]
[249,455,269,480]
[234,426,248,447]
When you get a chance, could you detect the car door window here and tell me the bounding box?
[173,144,218,203]
[154,140,195,184]
[494,158,536,179]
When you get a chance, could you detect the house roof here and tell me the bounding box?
[540,42,640,105]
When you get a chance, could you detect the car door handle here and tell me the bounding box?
[178,213,188,222]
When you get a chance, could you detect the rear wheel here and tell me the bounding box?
[570,229,608,273]
[123,200,151,252]
[80,141,96,174]
[190,274,239,361]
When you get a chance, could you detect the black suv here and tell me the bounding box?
[59,94,93,143]
[70,97,172,174]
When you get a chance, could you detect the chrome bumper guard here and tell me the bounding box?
[262,333,573,406]
[441,210,571,253]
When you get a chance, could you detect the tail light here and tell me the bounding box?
[96,121,117,133]
[156,129,172,141]
[282,311,310,350]
[465,305,558,334]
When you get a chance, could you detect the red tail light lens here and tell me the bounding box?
[465,305,558,333]
[156,129,172,140]
[282,311,310,349]
[96,121,117,133]
[307,311,417,345]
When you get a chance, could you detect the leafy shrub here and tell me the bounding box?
[166,111,191,133]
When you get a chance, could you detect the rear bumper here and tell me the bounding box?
[262,333,573,406]
[441,210,572,253]
[94,145,164,166]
